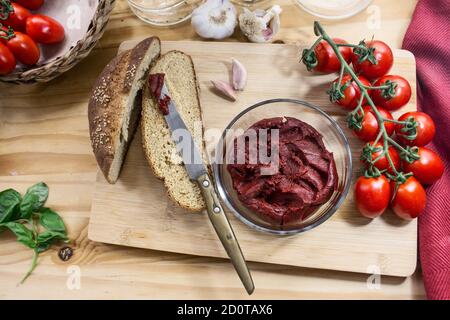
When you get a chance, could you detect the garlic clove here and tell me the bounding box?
[211,80,237,101]
[269,9,281,37]
[239,5,282,43]
[254,9,266,17]
[232,58,247,91]
[191,0,238,40]
[268,5,282,17]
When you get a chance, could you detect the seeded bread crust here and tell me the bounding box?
[141,50,206,212]
[124,37,159,92]
[89,37,161,183]
[89,51,130,182]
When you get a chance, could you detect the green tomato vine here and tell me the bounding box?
[0,0,15,41]
[0,0,13,21]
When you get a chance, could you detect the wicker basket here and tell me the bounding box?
[1,0,116,84]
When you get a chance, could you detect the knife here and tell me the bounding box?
[156,81,255,295]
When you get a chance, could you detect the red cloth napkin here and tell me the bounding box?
[402,0,450,300]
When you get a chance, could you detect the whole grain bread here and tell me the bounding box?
[89,37,161,183]
[141,50,206,212]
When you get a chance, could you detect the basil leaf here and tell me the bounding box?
[0,203,20,226]
[0,189,21,223]
[39,208,66,233]
[36,242,51,253]
[36,230,67,243]
[25,182,49,211]
[36,230,68,253]
[19,193,39,220]
[0,222,36,249]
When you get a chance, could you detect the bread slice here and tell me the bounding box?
[141,50,206,211]
[89,37,161,183]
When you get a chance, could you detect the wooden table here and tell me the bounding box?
[0,0,425,299]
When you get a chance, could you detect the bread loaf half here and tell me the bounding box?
[89,37,161,183]
[141,50,206,211]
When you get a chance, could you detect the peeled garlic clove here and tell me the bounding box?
[232,58,247,91]
[211,80,237,101]
[269,10,281,37]
[191,0,238,40]
[239,5,282,43]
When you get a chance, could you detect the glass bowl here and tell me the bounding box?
[127,0,201,26]
[230,0,269,7]
[213,99,352,235]
[294,0,373,20]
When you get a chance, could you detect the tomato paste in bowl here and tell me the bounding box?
[227,117,338,226]
[213,99,352,235]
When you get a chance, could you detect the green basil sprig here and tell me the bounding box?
[0,182,69,284]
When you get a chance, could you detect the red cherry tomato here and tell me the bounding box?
[395,112,436,146]
[4,3,31,32]
[353,106,394,142]
[6,31,40,65]
[371,75,412,110]
[391,177,426,220]
[13,0,45,11]
[352,40,393,80]
[314,38,352,73]
[362,141,401,175]
[0,43,16,75]
[332,74,371,110]
[355,175,391,218]
[402,147,444,185]
[25,14,65,44]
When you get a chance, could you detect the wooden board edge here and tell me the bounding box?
[88,211,418,278]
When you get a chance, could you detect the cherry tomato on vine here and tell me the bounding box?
[402,147,444,185]
[353,106,395,142]
[371,75,412,110]
[391,177,426,220]
[362,141,401,175]
[331,74,371,110]
[6,31,40,65]
[13,0,45,11]
[4,3,31,32]
[395,112,436,146]
[0,43,16,75]
[26,14,65,44]
[355,175,391,218]
[352,40,393,80]
[313,38,352,73]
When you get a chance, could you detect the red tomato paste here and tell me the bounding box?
[227,117,338,226]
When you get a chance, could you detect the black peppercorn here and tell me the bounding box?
[58,246,73,261]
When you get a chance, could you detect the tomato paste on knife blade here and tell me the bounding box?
[227,117,338,226]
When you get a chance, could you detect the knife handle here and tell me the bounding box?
[196,173,255,295]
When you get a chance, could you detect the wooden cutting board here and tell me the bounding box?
[88,41,417,277]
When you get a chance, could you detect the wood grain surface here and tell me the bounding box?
[89,41,417,277]
[0,0,426,299]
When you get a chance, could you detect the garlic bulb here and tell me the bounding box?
[191,0,238,40]
[239,5,282,43]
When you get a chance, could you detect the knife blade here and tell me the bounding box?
[158,82,255,295]
[161,84,207,181]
